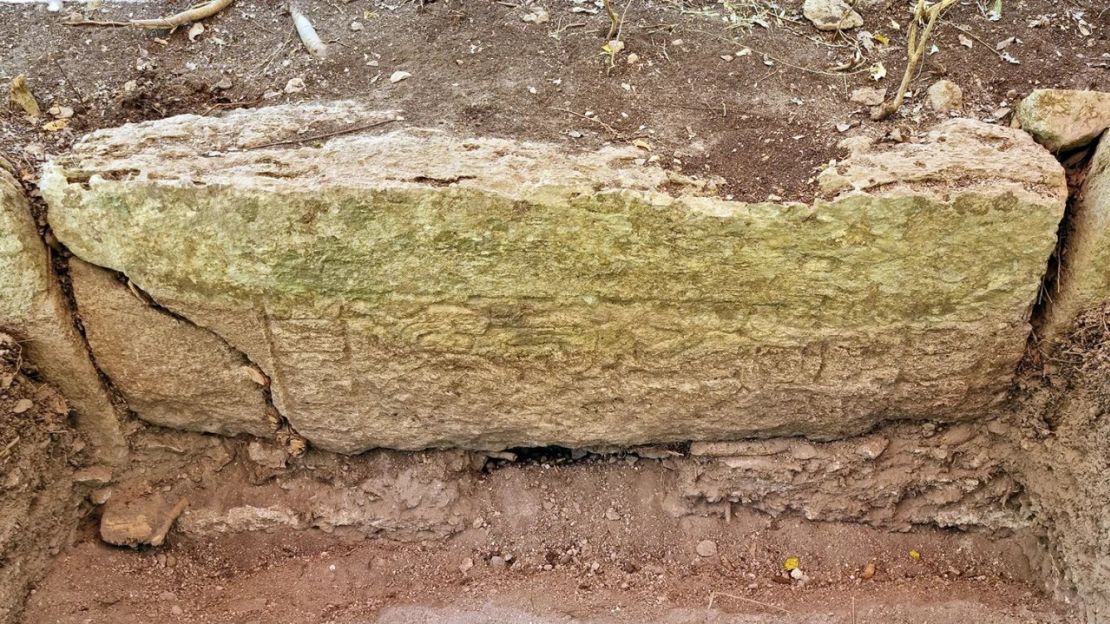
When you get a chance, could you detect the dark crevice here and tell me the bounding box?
[12,174,138,435]
[482,442,690,472]
[1022,132,1103,367]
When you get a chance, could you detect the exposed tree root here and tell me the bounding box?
[871,0,956,121]
[64,0,234,30]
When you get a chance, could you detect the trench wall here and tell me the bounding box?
[1,92,1109,620]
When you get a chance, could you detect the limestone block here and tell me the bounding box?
[1041,137,1110,340]
[99,493,188,547]
[0,165,124,463]
[1013,89,1110,152]
[41,103,1066,453]
[68,259,273,437]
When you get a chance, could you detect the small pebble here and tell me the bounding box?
[283,77,306,94]
[695,540,718,557]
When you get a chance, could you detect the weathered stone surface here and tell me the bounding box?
[682,422,1021,530]
[99,493,188,547]
[803,0,863,30]
[1013,89,1110,152]
[927,79,962,112]
[41,103,1066,453]
[1041,137,1110,341]
[68,259,273,438]
[0,164,124,463]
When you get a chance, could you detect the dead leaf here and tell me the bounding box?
[869,61,887,81]
[12,399,33,414]
[42,119,69,132]
[995,36,1015,50]
[862,561,876,579]
[958,34,973,48]
[631,138,652,151]
[8,75,41,117]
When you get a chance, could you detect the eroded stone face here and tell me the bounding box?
[1041,138,1110,341]
[40,103,1066,453]
[68,259,274,438]
[0,166,125,463]
[1013,89,1110,153]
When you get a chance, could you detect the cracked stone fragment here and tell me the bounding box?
[0,163,125,463]
[100,493,188,547]
[68,259,273,438]
[42,103,1065,453]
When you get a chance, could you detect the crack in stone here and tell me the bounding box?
[1024,132,1104,355]
[68,256,308,455]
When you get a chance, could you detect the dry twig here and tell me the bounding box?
[603,0,621,39]
[708,592,790,613]
[64,0,234,29]
[550,107,620,138]
[871,0,957,120]
[245,117,400,150]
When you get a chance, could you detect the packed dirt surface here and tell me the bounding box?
[1,0,1107,201]
[23,461,1077,624]
[0,332,83,624]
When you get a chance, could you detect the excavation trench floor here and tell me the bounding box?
[23,459,1079,624]
[24,518,1075,624]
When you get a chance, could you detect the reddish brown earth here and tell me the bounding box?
[1,2,1107,622]
[23,471,1077,624]
[2,0,1107,201]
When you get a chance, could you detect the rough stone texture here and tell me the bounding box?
[683,417,1021,528]
[41,104,1066,453]
[927,79,962,112]
[99,493,188,547]
[1041,137,1110,342]
[68,259,273,438]
[0,165,125,463]
[802,0,863,30]
[680,421,1022,531]
[1013,89,1110,152]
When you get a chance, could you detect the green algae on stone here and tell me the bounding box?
[40,103,1067,453]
